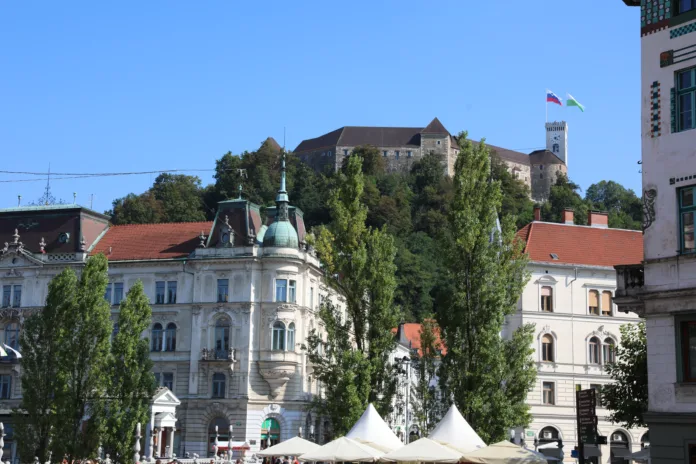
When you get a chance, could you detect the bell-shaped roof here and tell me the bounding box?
[263,154,299,248]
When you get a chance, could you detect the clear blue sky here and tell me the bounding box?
[0,1,641,214]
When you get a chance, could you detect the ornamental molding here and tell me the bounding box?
[643,188,657,232]
[0,229,45,268]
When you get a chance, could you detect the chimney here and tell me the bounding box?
[588,211,609,228]
[562,208,574,225]
[533,206,541,221]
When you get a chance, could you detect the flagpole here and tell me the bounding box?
[545,90,548,123]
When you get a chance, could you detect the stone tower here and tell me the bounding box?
[545,121,568,166]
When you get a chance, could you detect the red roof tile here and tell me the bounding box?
[394,322,447,356]
[516,222,643,268]
[91,222,213,261]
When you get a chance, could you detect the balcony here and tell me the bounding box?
[257,350,300,399]
[201,348,237,370]
[614,264,645,316]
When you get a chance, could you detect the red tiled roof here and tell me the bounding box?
[516,222,643,268]
[394,322,447,356]
[91,222,213,261]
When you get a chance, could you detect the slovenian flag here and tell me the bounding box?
[546,90,562,106]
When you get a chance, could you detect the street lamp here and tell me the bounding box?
[394,356,411,445]
[310,425,315,443]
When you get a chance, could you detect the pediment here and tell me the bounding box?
[152,387,181,406]
[0,248,44,269]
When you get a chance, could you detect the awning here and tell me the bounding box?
[611,447,631,458]
[584,446,601,458]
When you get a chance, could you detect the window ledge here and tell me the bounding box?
[675,382,696,402]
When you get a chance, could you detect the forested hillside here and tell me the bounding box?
[106,137,643,321]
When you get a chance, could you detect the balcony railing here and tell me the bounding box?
[201,348,236,362]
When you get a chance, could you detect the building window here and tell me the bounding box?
[2,286,21,308]
[288,280,296,303]
[0,375,11,399]
[677,67,696,132]
[541,334,554,362]
[164,323,177,352]
[275,279,287,302]
[542,382,555,405]
[310,287,314,309]
[343,149,348,156]
[552,143,559,153]
[678,0,696,14]
[288,322,296,351]
[162,372,174,390]
[539,427,559,442]
[328,151,332,157]
[152,323,163,351]
[395,151,400,160]
[272,321,286,351]
[588,290,600,315]
[601,291,613,316]
[156,281,166,304]
[541,286,553,312]
[212,373,226,398]
[679,185,695,253]
[437,141,441,145]
[113,283,124,305]
[383,150,388,157]
[540,165,544,170]
[4,323,19,350]
[407,151,412,158]
[680,320,696,382]
[167,281,177,304]
[217,279,229,302]
[215,318,231,357]
[589,337,601,364]
[603,338,615,364]
[590,383,602,404]
[104,284,112,304]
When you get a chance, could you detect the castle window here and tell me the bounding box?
[343,149,348,156]
[552,143,559,153]
[437,141,441,145]
[383,150,388,157]
[678,0,696,14]
[677,67,696,132]
[407,151,413,158]
[395,151,400,160]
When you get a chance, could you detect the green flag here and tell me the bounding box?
[567,93,585,112]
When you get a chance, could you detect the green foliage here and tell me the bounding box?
[541,173,589,225]
[435,133,534,443]
[490,151,534,229]
[411,317,445,435]
[585,180,642,230]
[309,154,401,424]
[342,145,386,176]
[602,322,648,428]
[100,281,156,464]
[393,233,438,321]
[15,268,78,462]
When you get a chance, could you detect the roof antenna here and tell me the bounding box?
[90,194,94,210]
[44,164,52,205]
[17,195,21,207]
[73,192,77,204]
[283,126,286,152]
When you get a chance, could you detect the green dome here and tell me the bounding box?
[262,220,299,248]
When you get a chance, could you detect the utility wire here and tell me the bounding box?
[0,168,235,183]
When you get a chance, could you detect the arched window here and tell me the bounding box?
[539,426,560,443]
[215,319,230,359]
[212,373,226,398]
[151,323,163,351]
[589,337,601,364]
[164,323,177,351]
[588,290,599,315]
[541,286,553,312]
[287,323,296,351]
[272,322,286,351]
[4,323,19,351]
[261,418,281,448]
[541,334,554,362]
[603,338,615,364]
[208,417,230,456]
[601,291,613,316]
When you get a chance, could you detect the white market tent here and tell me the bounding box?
[428,405,486,453]
[298,436,384,463]
[256,437,321,457]
[346,403,405,452]
[381,437,463,463]
[460,441,547,464]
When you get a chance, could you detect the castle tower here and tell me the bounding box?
[545,121,568,165]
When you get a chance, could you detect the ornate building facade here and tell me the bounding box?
[0,159,339,461]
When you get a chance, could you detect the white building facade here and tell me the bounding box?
[507,209,648,463]
[0,161,341,461]
[616,1,696,462]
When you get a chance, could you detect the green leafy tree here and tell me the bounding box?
[542,173,589,224]
[585,180,642,230]
[151,173,206,223]
[52,254,113,461]
[309,154,401,427]
[409,153,453,237]
[393,233,438,321]
[108,193,164,225]
[101,281,156,464]
[602,322,648,428]
[341,145,386,176]
[15,269,78,462]
[435,134,535,443]
[489,151,534,228]
[411,317,444,435]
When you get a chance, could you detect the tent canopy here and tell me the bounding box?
[381,437,463,463]
[256,437,320,457]
[428,405,486,453]
[461,441,546,464]
[346,403,404,452]
[299,436,383,463]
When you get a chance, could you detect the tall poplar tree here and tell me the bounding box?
[101,281,156,463]
[436,133,535,443]
[307,154,400,432]
[411,316,444,435]
[52,254,113,460]
[15,269,78,462]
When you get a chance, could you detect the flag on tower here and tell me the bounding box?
[546,90,563,106]
[566,93,585,112]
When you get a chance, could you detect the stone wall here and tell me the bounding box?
[531,163,567,202]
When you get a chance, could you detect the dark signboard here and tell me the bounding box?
[577,389,597,445]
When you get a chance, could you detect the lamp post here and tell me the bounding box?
[394,356,411,445]
[310,425,315,443]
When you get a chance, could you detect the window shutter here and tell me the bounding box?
[541,286,551,296]
[589,290,599,307]
[602,291,612,310]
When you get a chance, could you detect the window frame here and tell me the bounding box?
[0,375,11,399]
[677,67,696,133]
[1,285,21,309]
[679,318,696,382]
[541,334,554,362]
[164,323,177,352]
[217,279,229,303]
[679,184,696,254]
[602,338,616,364]
[588,290,600,316]
[588,336,601,365]
[672,0,696,26]
[540,286,553,313]
[287,322,296,351]
[542,381,555,405]
[4,323,19,351]
[113,282,124,305]
[275,279,288,302]
[215,318,231,354]
[601,291,613,316]
[212,372,226,398]
[152,323,164,352]
[167,281,177,304]
[155,281,166,305]
[288,280,296,303]
[272,321,286,351]
[162,372,174,390]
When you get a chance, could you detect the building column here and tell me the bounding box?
[156,428,162,457]
[167,428,176,458]
[145,420,154,462]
